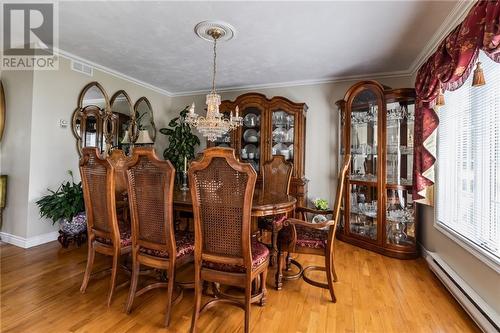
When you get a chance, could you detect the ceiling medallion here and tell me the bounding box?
[187,21,242,142]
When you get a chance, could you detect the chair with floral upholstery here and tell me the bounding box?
[124,147,194,327]
[189,147,269,333]
[79,147,132,306]
[276,154,350,302]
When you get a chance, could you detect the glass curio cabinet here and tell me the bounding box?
[336,81,417,259]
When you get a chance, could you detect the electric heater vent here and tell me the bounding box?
[71,60,93,77]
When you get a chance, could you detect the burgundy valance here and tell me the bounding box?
[413,0,500,204]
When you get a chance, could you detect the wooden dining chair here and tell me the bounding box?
[258,155,293,264]
[79,147,132,306]
[277,154,351,302]
[124,147,194,327]
[108,149,130,226]
[189,147,270,333]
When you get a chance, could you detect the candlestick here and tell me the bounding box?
[184,156,187,173]
[235,106,239,118]
[180,171,189,192]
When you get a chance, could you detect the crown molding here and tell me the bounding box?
[408,0,476,75]
[169,70,412,97]
[53,1,474,98]
[55,48,174,97]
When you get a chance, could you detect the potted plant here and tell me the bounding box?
[36,170,86,238]
[160,106,200,179]
[313,198,329,211]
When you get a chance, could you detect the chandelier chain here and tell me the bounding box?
[212,37,217,93]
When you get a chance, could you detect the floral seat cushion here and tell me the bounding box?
[257,215,287,231]
[139,231,195,259]
[295,225,328,249]
[95,224,132,247]
[202,240,269,273]
[279,224,329,249]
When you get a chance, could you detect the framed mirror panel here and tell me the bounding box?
[133,97,156,145]
[110,90,135,150]
[72,82,112,156]
[0,81,5,143]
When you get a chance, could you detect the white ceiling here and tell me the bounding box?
[59,1,458,95]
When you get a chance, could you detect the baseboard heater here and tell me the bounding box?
[423,250,499,333]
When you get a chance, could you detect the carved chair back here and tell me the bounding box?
[262,155,293,195]
[108,149,129,196]
[79,147,119,242]
[189,148,257,270]
[126,147,176,258]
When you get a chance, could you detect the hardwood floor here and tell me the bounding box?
[1,240,479,333]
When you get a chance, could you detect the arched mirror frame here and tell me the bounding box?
[133,96,156,143]
[110,90,136,150]
[71,81,113,157]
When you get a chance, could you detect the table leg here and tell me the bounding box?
[275,249,283,290]
[270,228,278,267]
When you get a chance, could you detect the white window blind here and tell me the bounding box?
[437,51,500,263]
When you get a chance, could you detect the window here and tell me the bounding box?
[436,51,500,264]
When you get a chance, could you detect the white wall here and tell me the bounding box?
[0,69,34,238]
[1,57,173,241]
[168,76,413,204]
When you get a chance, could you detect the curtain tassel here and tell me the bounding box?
[472,61,486,87]
[436,89,445,107]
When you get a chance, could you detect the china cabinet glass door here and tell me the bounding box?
[271,109,295,168]
[385,100,416,247]
[240,106,262,173]
[347,88,382,242]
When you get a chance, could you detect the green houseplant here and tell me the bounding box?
[36,171,86,235]
[160,106,200,175]
[313,198,329,211]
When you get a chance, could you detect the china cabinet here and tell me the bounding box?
[336,81,417,259]
[208,93,308,207]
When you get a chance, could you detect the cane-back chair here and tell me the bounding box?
[258,155,293,264]
[79,147,132,306]
[189,148,269,333]
[277,154,351,302]
[124,147,194,327]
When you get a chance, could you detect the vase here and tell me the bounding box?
[59,212,87,235]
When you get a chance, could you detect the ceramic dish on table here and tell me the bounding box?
[312,214,329,230]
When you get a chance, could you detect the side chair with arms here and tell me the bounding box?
[258,155,293,265]
[189,147,270,333]
[124,147,194,327]
[277,154,351,302]
[79,147,132,306]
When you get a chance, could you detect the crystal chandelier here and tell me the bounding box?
[186,23,242,142]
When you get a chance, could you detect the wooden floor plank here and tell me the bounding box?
[0,241,480,333]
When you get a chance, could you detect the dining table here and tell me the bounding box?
[172,187,296,289]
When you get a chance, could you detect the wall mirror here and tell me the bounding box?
[0,80,5,143]
[133,97,156,145]
[110,90,135,150]
[72,82,112,156]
